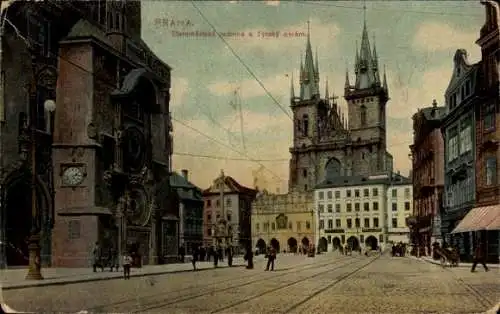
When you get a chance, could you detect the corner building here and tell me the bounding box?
[314,173,412,252]
[251,191,315,253]
[410,100,446,256]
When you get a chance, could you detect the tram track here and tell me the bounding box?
[206,254,381,314]
[127,256,357,313]
[441,267,495,310]
[88,255,349,312]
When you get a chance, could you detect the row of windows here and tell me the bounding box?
[318,201,410,213]
[447,123,472,162]
[205,198,233,208]
[319,217,401,229]
[483,104,496,130]
[445,176,474,208]
[448,79,471,111]
[206,213,232,222]
[255,221,311,232]
[317,187,411,200]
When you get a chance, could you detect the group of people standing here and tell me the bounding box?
[186,245,235,271]
[391,242,407,257]
[92,242,133,280]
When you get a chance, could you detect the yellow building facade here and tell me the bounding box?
[251,191,315,253]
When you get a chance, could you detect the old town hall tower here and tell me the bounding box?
[289,18,392,192]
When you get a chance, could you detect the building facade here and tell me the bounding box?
[251,191,314,253]
[314,177,387,252]
[386,178,413,244]
[0,1,175,268]
[441,49,480,260]
[288,17,392,193]
[473,0,500,262]
[202,173,256,252]
[171,170,203,257]
[410,100,446,255]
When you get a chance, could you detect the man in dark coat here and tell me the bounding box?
[265,246,276,271]
[471,241,489,272]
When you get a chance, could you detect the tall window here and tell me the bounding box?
[364,218,370,228]
[484,104,496,130]
[355,218,360,228]
[335,219,341,227]
[459,121,472,154]
[392,203,398,211]
[346,203,352,212]
[360,105,367,126]
[328,219,333,229]
[319,220,324,229]
[302,114,309,136]
[327,204,333,212]
[347,219,352,228]
[391,189,397,198]
[373,202,379,210]
[392,218,398,228]
[372,188,378,196]
[373,218,379,228]
[363,203,369,211]
[486,157,497,186]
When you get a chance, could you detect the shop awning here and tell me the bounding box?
[486,211,500,230]
[451,205,500,233]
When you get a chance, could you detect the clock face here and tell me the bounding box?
[63,167,84,186]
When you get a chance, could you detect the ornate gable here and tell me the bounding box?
[445,49,475,95]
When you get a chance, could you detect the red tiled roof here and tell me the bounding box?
[202,175,256,196]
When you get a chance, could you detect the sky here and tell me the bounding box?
[141,1,485,193]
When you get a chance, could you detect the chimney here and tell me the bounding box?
[181,169,188,180]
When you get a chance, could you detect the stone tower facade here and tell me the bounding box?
[289,19,392,193]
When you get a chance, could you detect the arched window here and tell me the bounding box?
[360,105,367,126]
[303,114,309,136]
[325,158,341,182]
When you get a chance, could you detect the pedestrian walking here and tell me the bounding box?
[265,246,276,271]
[213,248,219,268]
[179,245,185,263]
[92,242,104,272]
[227,246,233,267]
[108,246,119,272]
[471,241,489,272]
[192,246,199,271]
[218,247,224,262]
[123,253,132,279]
[244,244,254,269]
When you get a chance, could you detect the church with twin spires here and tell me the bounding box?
[288,18,394,192]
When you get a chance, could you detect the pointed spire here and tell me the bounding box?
[355,41,360,74]
[345,67,350,89]
[315,47,319,79]
[299,20,320,100]
[290,72,295,99]
[300,53,304,82]
[325,77,329,101]
[383,64,388,91]
[354,3,377,90]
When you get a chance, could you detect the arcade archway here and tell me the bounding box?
[346,236,360,251]
[365,236,378,250]
[287,237,297,253]
[332,237,341,250]
[4,173,50,267]
[301,237,309,248]
[256,238,266,253]
[270,238,280,252]
[318,237,328,252]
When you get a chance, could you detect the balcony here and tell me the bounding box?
[324,229,345,234]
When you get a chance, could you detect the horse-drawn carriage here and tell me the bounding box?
[434,246,459,267]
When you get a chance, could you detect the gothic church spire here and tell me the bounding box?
[299,20,320,100]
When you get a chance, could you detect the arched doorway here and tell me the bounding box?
[318,237,328,252]
[287,237,297,253]
[301,237,309,248]
[346,236,360,251]
[256,238,266,253]
[365,236,378,251]
[4,172,50,267]
[270,238,280,252]
[325,157,342,182]
[332,237,341,251]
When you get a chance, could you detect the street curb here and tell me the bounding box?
[1,263,246,291]
[408,256,500,270]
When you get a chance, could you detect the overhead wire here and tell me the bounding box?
[190,1,293,120]
[3,16,288,184]
[295,1,483,17]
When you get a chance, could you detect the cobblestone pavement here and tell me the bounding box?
[2,252,498,313]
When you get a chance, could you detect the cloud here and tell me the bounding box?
[387,121,413,176]
[384,65,452,120]
[413,22,480,60]
[224,18,340,54]
[265,1,280,6]
[170,78,189,108]
[172,113,291,192]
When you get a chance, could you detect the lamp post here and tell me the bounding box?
[24,56,56,280]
